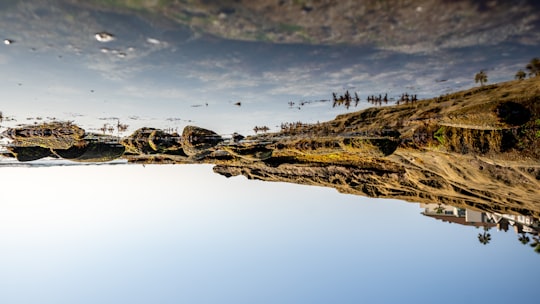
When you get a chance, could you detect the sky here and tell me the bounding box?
[1,2,539,303]
[0,164,538,304]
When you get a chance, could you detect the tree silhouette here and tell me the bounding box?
[116,119,129,134]
[518,233,530,245]
[515,70,527,80]
[478,226,491,245]
[530,236,540,254]
[253,126,270,134]
[525,57,540,77]
[478,232,491,245]
[475,70,488,86]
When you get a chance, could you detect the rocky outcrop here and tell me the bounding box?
[3,123,125,163]
[214,151,540,218]
[1,78,539,218]
[121,128,184,155]
[223,144,273,161]
[181,125,223,156]
[210,78,540,217]
[3,122,85,150]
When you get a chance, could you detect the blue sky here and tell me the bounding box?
[0,165,537,304]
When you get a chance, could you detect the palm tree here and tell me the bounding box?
[478,232,491,245]
[530,236,540,254]
[478,226,491,245]
[518,233,530,245]
[515,69,527,80]
[475,70,488,86]
[525,57,540,77]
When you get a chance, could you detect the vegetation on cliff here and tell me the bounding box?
[1,75,539,219]
[211,76,540,218]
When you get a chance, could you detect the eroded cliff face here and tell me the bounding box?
[213,151,540,218]
[210,77,540,217]
[2,78,539,217]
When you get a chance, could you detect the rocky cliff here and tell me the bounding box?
[2,77,539,217]
[210,77,540,217]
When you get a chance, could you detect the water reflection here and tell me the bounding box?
[1,72,539,233]
[1,1,540,302]
[2,0,540,136]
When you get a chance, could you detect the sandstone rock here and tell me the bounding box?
[3,122,85,150]
[121,128,183,155]
[181,125,223,156]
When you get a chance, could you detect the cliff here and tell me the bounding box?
[2,77,539,217]
[209,77,540,217]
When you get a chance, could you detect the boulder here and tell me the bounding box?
[7,146,52,162]
[3,122,85,149]
[121,128,183,155]
[181,126,223,156]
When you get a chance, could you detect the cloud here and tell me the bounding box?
[45,85,83,95]
[186,69,261,90]
[118,85,193,101]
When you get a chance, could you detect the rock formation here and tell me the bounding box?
[1,77,539,218]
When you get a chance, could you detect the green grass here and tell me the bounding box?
[434,126,446,145]
[254,32,271,42]
[278,23,303,33]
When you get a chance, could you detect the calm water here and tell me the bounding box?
[0,1,539,303]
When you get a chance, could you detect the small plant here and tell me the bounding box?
[434,126,446,145]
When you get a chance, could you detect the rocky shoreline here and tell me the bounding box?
[2,77,539,217]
